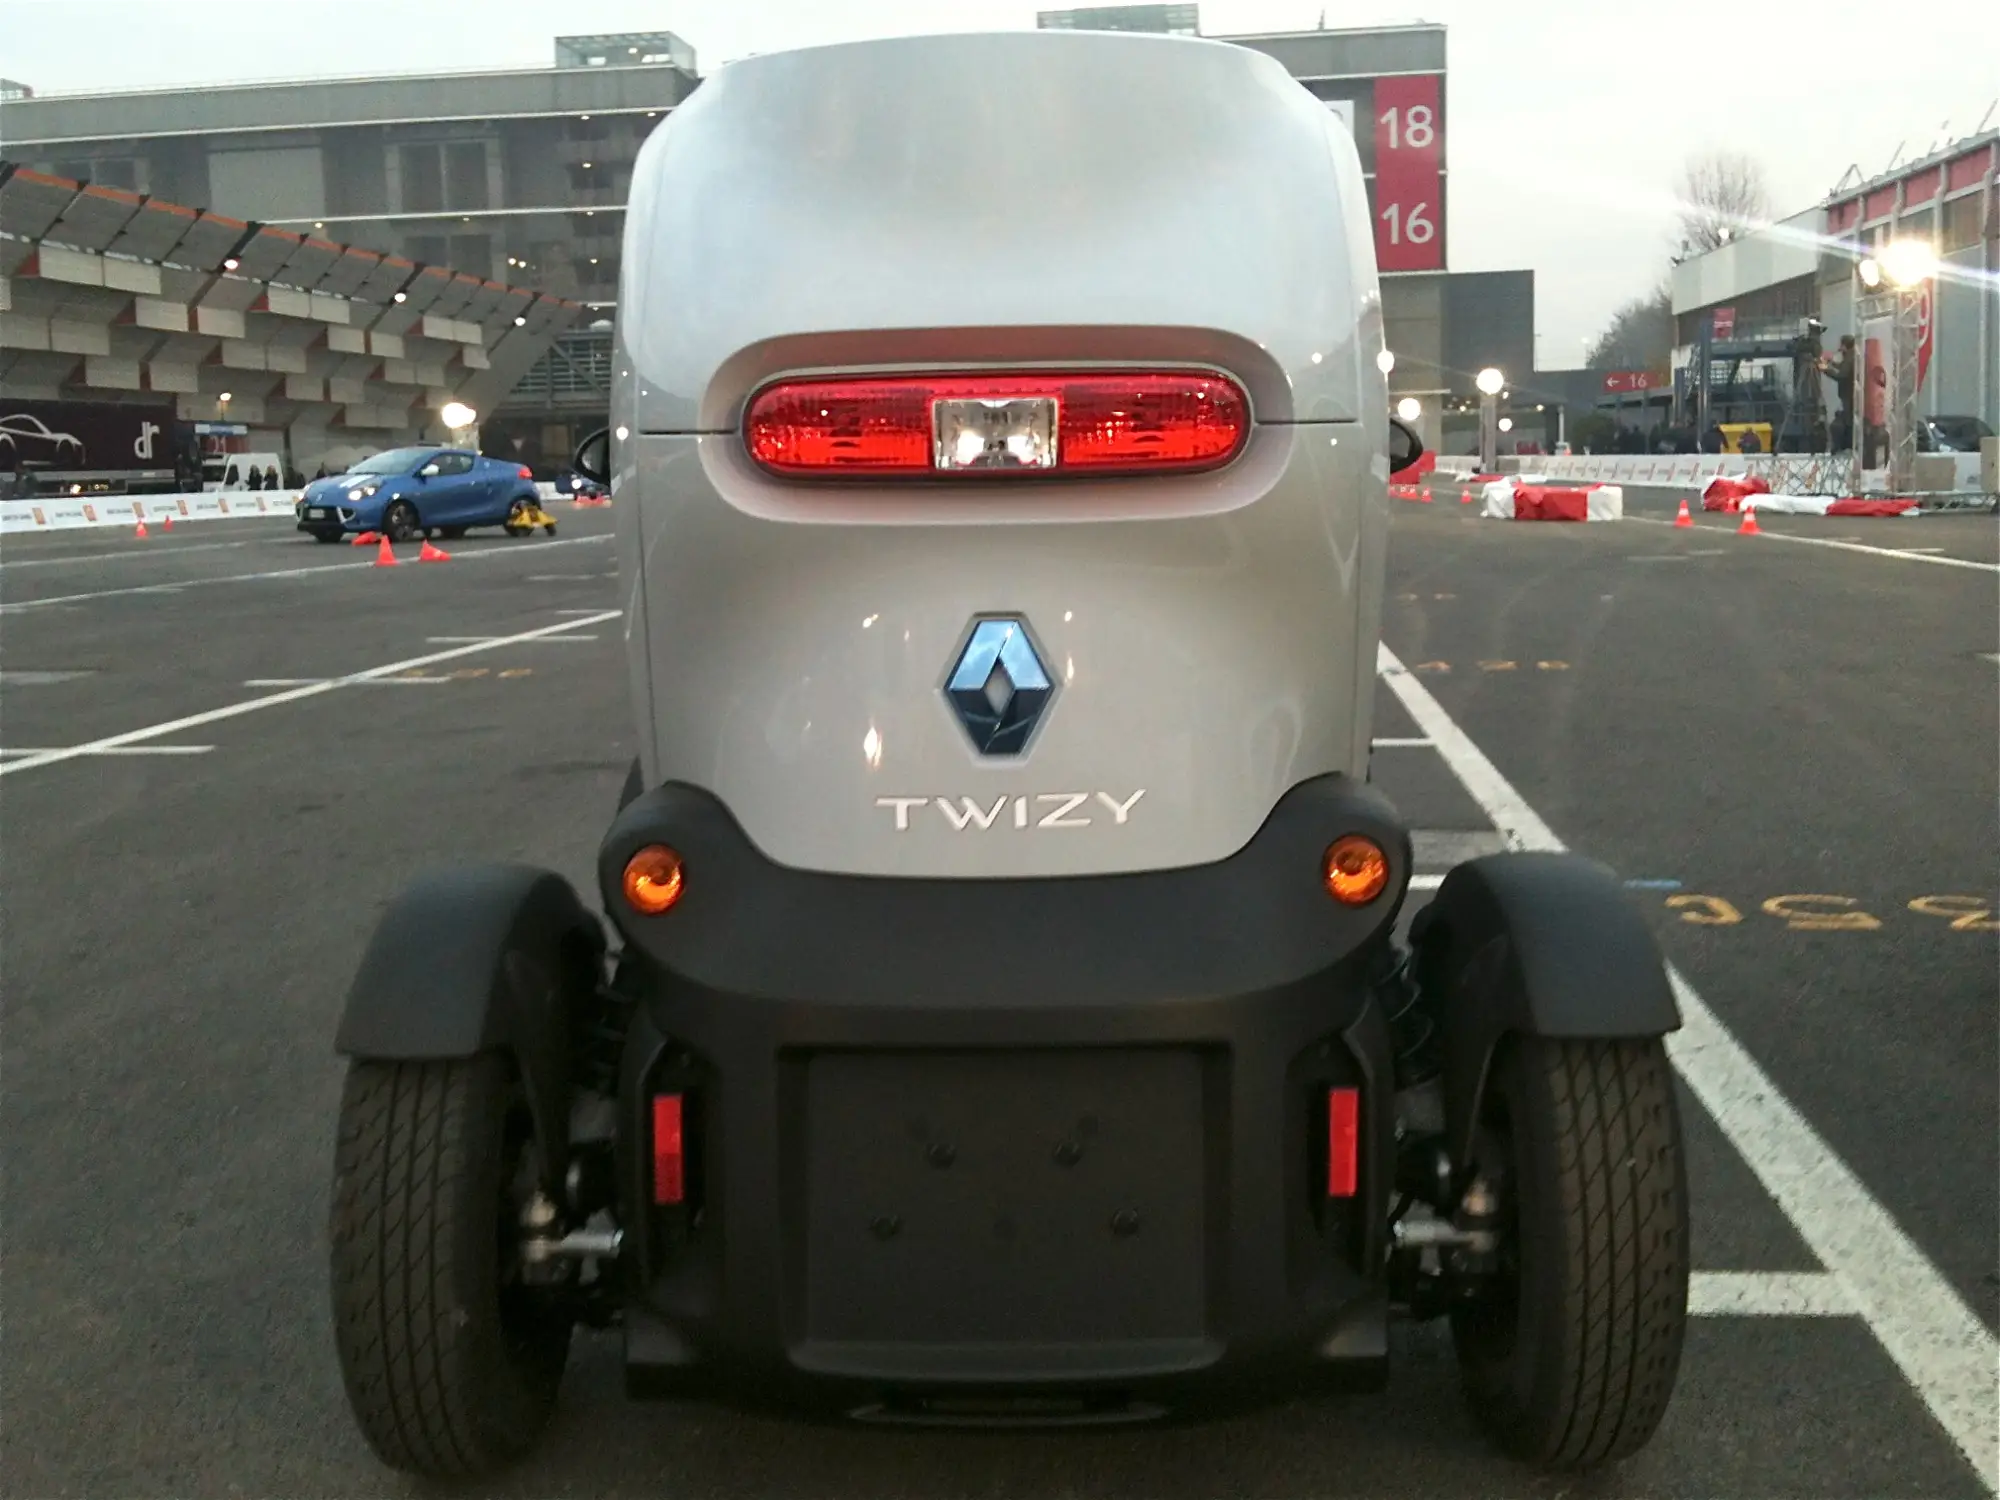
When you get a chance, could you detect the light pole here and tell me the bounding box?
[1854,240,1937,495]
[439,400,479,449]
[1476,367,1505,470]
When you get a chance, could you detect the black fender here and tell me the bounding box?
[335,864,606,1191]
[1409,852,1681,1172]
[617,757,643,813]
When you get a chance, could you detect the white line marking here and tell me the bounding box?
[1408,872,1445,891]
[426,634,599,643]
[0,535,613,612]
[0,611,622,778]
[0,744,213,757]
[1371,736,1434,748]
[241,676,455,687]
[555,607,617,616]
[1688,1271,1851,1317]
[1378,640,1999,1490]
[1894,546,1947,554]
[0,540,255,569]
[1629,516,1999,573]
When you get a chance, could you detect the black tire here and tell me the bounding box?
[1451,1036,1688,1468]
[382,501,421,544]
[329,1054,572,1477]
[439,526,468,539]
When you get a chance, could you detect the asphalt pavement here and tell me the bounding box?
[1,498,1994,1498]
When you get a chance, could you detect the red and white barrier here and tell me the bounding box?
[0,490,304,534]
[1480,479,1624,521]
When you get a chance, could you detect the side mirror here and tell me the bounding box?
[573,427,610,485]
[1388,415,1425,473]
[418,462,441,478]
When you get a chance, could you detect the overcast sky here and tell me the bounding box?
[2,0,1995,362]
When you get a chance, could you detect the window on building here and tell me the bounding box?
[448,234,493,277]
[446,144,489,212]
[400,145,443,213]
[398,142,489,214]
[51,156,141,190]
[1942,193,1985,253]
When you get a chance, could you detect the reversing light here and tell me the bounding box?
[1323,836,1389,905]
[622,845,684,914]
[743,370,1249,478]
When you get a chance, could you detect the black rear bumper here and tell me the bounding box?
[597,775,1411,1419]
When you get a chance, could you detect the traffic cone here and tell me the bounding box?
[1737,504,1760,536]
[161,514,173,531]
[1420,486,1434,503]
[352,530,380,545]
[134,518,149,538]
[1461,487,1474,504]
[1674,497,1693,527]
[418,538,450,562]
[374,534,398,566]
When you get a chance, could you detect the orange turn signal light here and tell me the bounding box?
[622,845,685,915]
[1323,835,1390,906]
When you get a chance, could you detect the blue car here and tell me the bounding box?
[295,446,547,544]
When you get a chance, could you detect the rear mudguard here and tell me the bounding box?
[335,864,606,1190]
[1408,852,1682,1172]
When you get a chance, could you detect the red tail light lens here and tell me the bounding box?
[744,370,1249,478]
[517,465,534,480]
[653,1094,685,1204]
[1326,1087,1360,1198]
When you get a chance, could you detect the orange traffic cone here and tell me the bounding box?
[161,514,173,531]
[1420,487,1434,503]
[374,534,398,566]
[1737,504,1760,536]
[134,518,149,538]
[1461,487,1474,504]
[1674,497,1693,527]
[352,530,380,545]
[418,538,450,562]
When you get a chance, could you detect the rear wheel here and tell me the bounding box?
[381,501,421,544]
[1451,1036,1688,1468]
[328,1054,573,1477]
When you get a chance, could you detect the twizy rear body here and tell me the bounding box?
[330,29,1688,1477]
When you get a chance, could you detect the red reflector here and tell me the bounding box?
[1327,1087,1360,1198]
[743,371,1249,477]
[652,1094,684,1205]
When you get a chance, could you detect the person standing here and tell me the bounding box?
[1820,335,1857,452]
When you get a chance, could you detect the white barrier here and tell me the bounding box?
[1445,450,1984,499]
[0,490,305,534]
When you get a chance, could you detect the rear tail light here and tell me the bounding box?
[517,465,534,479]
[1326,1087,1360,1198]
[653,1093,685,1204]
[744,370,1249,478]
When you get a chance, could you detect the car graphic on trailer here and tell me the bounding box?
[0,413,86,468]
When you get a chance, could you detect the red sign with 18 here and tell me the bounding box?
[1372,75,1443,273]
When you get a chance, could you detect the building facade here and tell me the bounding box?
[2,34,698,466]
[1671,130,1999,434]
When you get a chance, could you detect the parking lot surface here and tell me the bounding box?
[2,502,1994,1497]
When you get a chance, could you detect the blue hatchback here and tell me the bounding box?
[296,446,545,544]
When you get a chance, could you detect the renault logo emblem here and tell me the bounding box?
[944,617,1054,756]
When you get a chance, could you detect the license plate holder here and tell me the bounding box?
[801,1049,1207,1345]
